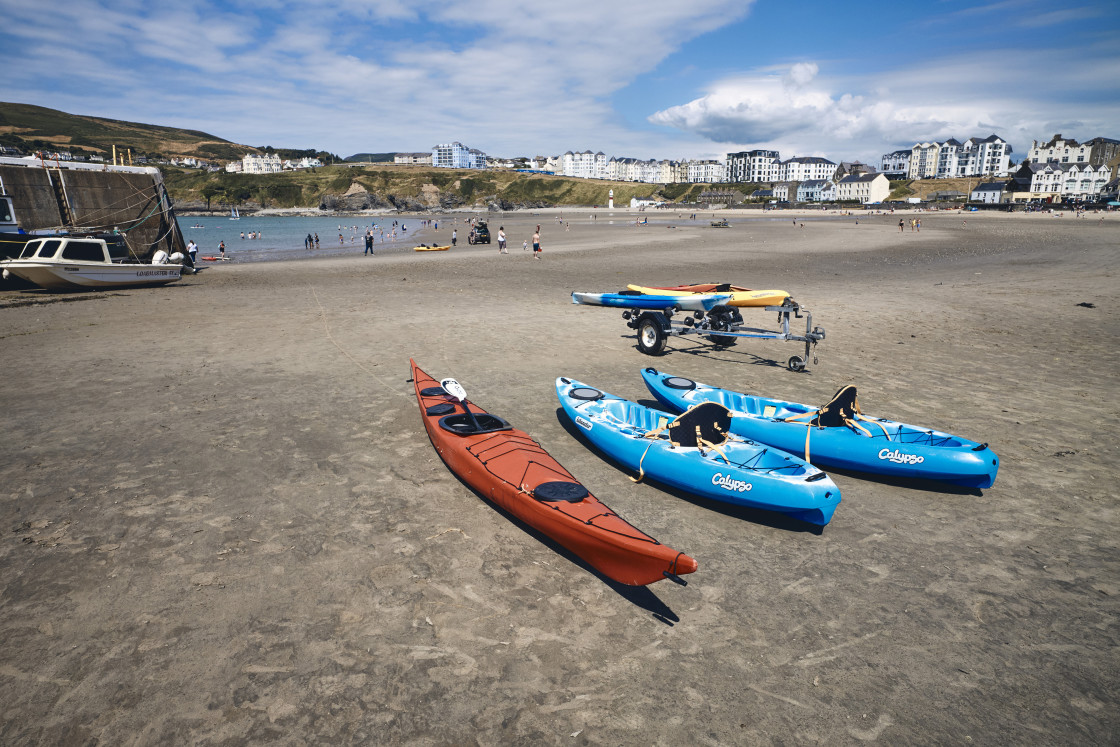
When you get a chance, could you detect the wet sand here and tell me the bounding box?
[1,210,1118,743]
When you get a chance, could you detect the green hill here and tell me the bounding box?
[161,163,688,212]
[0,101,253,161]
[344,152,396,163]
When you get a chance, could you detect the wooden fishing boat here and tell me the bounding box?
[411,360,697,586]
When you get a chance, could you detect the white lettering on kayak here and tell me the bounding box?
[575,416,593,431]
[712,472,752,493]
[878,448,925,465]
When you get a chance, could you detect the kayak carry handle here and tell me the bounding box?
[663,571,688,586]
[972,442,989,451]
[805,472,828,482]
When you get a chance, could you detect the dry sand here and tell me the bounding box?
[1,209,1118,743]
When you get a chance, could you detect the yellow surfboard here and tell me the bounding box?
[626,284,790,307]
[413,245,451,252]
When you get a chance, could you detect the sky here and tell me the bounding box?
[3,0,1119,165]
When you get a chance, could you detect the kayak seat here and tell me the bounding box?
[438,412,512,435]
[811,385,859,427]
[668,402,733,448]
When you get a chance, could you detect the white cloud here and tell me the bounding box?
[0,0,755,158]
[648,51,1120,161]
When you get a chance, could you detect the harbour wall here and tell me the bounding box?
[0,157,184,259]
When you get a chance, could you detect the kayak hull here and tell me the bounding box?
[556,377,841,526]
[626,284,790,307]
[573,291,733,312]
[412,360,697,586]
[642,368,999,488]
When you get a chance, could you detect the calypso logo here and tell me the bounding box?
[575,416,593,431]
[712,472,752,493]
[878,448,925,465]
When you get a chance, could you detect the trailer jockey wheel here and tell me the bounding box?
[787,355,806,372]
[636,314,667,355]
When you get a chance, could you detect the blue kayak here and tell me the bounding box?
[572,291,733,312]
[642,368,999,489]
[556,377,841,526]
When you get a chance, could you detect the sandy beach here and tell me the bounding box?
[1,209,1117,743]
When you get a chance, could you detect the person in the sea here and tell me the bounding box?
[218,240,226,259]
[314,233,319,249]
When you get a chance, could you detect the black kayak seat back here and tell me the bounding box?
[813,385,859,427]
[668,402,733,448]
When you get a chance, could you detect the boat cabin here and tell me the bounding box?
[18,235,132,263]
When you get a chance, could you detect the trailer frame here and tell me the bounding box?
[622,298,825,371]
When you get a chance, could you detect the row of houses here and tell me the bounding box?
[880,135,1013,179]
[225,154,324,173]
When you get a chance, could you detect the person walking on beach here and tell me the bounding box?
[186,239,197,264]
[498,226,507,253]
[218,240,226,259]
[364,231,374,255]
[452,229,457,247]
[532,229,541,259]
[899,219,904,232]
[522,239,528,251]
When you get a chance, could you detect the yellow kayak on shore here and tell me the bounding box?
[626,284,790,307]
[414,245,451,252]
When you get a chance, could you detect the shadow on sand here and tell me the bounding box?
[435,445,687,626]
[621,332,817,373]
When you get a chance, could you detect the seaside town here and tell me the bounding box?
[16,131,1120,209]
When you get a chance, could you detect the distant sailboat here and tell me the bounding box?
[230,206,240,220]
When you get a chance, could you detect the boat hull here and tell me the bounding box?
[413,245,451,252]
[572,291,732,312]
[642,368,999,488]
[626,284,791,307]
[411,360,697,586]
[0,260,181,290]
[556,377,841,526]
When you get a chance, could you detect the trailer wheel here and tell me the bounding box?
[637,315,667,355]
[787,355,806,372]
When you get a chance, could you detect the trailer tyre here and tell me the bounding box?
[787,355,806,372]
[637,315,667,355]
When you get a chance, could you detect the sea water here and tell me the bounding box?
[177,214,439,263]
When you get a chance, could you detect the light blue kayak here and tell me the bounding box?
[556,377,841,526]
[572,291,733,312]
[642,367,999,489]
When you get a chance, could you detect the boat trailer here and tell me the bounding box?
[621,298,825,371]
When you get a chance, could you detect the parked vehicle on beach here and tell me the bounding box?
[468,222,490,244]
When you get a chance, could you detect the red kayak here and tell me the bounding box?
[411,359,697,586]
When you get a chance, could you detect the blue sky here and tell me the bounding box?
[3,0,1118,164]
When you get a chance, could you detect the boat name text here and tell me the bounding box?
[878,448,925,465]
[712,473,752,493]
[575,416,593,431]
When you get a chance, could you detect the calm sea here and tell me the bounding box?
[177,214,439,262]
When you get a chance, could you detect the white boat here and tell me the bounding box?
[0,236,182,290]
[230,207,240,220]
